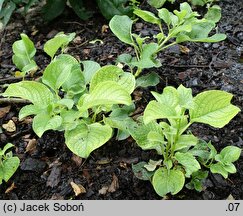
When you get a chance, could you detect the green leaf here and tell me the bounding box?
[81,61,101,85]
[0,157,20,183]
[129,120,164,154]
[21,60,38,74]
[218,146,241,164]
[69,0,92,20]
[42,0,66,21]
[42,55,78,91]
[147,131,164,143]
[158,8,172,25]
[205,5,222,23]
[0,1,16,27]
[32,114,62,137]
[131,43,161,69]
[0,143,14,156]
[65,122,112,158]
[143,101,177,124]
[190,0,206,6]
[176,20,226,43]
[12,33,36,70]
[174,134,198,151]
[148,0,167,8]
[190,90,240,128]
[132,162,155,181]
[44,32,76,59]
[152,168,185,197]
[19,104,45,120]
[56,99,74,110]
[117,53,133,66]
[144,159,162,172]
[90,65,135,94]
[135,72,160,88]
[175,152,201,177]
[134,9,160,25]
[177,84,194,109]
[109,15,134,45]
[210,163,230,179]
[59,109,79,131]
[2,81,54,107]
[186,170,208,192]
[151,86,179,108]
[61,64,86,96]
[97,0,133,20]
[79,81,132,111]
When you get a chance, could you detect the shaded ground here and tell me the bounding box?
[0,0,242,200]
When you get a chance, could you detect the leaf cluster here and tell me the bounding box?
[0,143,20,184]
[129,85,241,197]
[110,2,224,77]
[3,32,135,159]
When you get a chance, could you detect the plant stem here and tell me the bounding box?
[0,98,31,104]
[134,68,142,77]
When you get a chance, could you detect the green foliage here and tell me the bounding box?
[2,33,135,159]
[130,84,241,197]
[42,0,92,22]
[148,0,219,8]
[42,0,135,22]
[12,33,38,76]
[11,32,75,77]
[147,0,175,8]
[110,2,225,77]
[210,146,241,178]
[44,32,76,59]
[0,143,20,184]
[0,0,38,28]
[96,0,134,20]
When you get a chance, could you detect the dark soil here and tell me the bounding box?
[0,0,243,200]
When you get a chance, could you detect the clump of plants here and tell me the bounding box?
[2,33,136,158]
[1,1,242,198]
[109,2,225,79]
[129,85,241,197]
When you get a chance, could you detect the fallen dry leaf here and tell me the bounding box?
[0,106,11,118]
[5,182,16,194]
[70,182,86,196]
[98,174,119,195]
[108,174,119,193]
[98,186,109,195]
[2,120,16,132]
[179,45,190,54]
[71,154,83,166]
[73,36,82,44]
[25,139,37,154]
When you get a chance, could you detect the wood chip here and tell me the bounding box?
[2,120,16,132]
[0,106,11,118]
[98,186,109,195]
[46,166,61,188]
[70,182,86,196]
[25,139,37,154]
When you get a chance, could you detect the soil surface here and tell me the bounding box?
[0,0,242,200]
